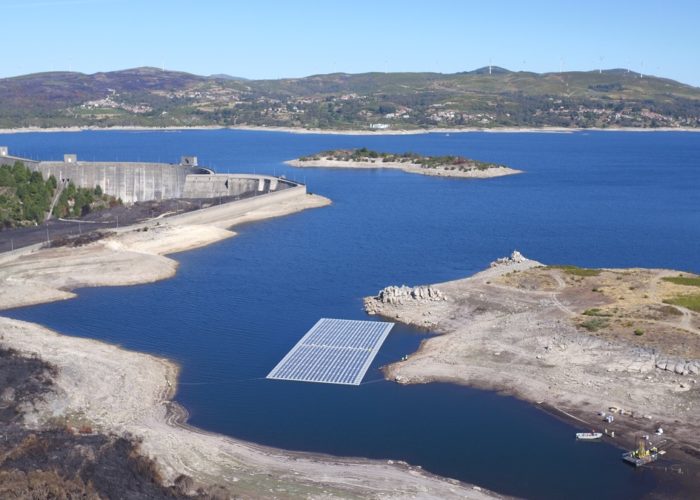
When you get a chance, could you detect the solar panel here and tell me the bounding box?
[267,318,395,385]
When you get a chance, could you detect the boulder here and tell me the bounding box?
[0,387,15,403]
[376,285,446,304]
[490,250,528,267]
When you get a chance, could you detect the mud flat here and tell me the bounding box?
[364,253,700,481]
[286,158,522,179]
[0,193,501,498]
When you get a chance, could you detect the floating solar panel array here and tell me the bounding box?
[267,318,395,385]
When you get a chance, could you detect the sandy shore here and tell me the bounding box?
[1,124,699,136]
[286,158,523,178]
[0,193,502,498]
[364,255,700,478]
[0,191,329,311]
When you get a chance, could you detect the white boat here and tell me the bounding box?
[576,432,603,441]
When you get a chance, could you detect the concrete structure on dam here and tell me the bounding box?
[0,147,293,203]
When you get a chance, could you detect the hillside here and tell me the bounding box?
[1,66,699,130]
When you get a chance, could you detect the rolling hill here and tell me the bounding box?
[0,66,698,130]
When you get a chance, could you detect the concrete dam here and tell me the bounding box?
[0,147,295,203]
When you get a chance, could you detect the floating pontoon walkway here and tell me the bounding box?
[267,318,395,385]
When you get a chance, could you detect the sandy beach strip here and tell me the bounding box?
[1,124,699,136]
[286,158,523,178]
[0,190,329,311]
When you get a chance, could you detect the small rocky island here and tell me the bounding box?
[286,148,523,179]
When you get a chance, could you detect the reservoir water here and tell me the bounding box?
[3,130,700,499]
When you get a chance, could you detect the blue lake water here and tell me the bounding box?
[3,130,700,499]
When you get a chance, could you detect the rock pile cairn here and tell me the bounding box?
[490,250,527,268]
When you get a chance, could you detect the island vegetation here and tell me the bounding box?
[290,147,521,179]
[300,148,504,171]
[0,161,118,229]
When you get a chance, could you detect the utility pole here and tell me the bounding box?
[45,225,50,247]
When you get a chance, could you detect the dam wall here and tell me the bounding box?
[1,147,291,204]
[35,161,193,203]
[0,150,40,169]
[182,174,285,199]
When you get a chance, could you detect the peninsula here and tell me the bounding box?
[364,252,700,478]
[286,148,522,178]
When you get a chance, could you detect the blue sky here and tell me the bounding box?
[4,0,699,86]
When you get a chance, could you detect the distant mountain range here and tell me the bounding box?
[0,66,698,130]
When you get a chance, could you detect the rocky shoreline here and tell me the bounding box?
[364,253,700,487]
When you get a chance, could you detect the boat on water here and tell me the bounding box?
[576,432,603,441]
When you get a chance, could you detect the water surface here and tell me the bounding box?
[4,129,700,499]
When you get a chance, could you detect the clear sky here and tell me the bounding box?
[3,0,700,86]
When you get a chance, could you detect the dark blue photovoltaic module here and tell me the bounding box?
[267,318,395,385]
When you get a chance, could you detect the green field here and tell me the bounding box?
[663,295,700,313]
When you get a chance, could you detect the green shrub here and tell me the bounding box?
[582,308,613,317]
[580,317,609,331]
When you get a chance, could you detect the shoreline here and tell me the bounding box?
[0,187,328,310]
[2,124,700,136]
[364,256,700,483]
[0,193,502,498]
[285,158,523,178]
[0,316,500,498]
